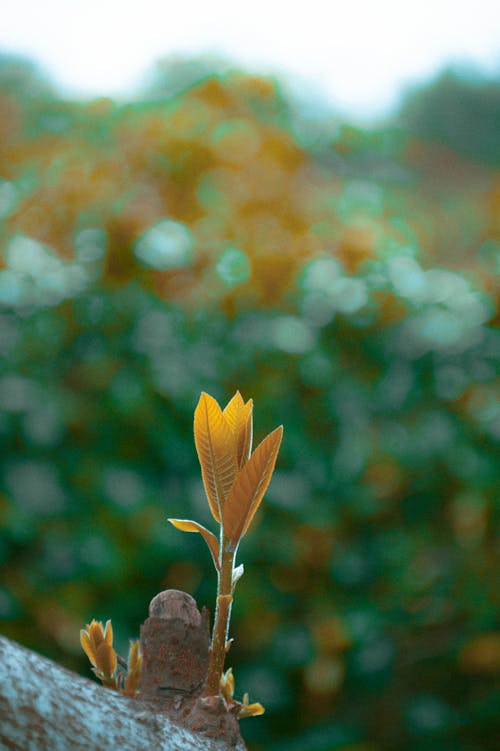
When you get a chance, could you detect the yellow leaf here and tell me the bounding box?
[194,392,237,522]
[220,667,235,702]
[168,518,221,570]
[127,639,142,673]
[123,640,142,697]
[239,700,265,718]
[88,619,105,650]
[123,665,141,697]
[223,392,253,468]
[96,641,117,678]
[80,629,97,666]
[104,619,113,647]
[222,425,283,546]
[222,391,244,431]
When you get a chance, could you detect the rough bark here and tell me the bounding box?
[0,590,247,751]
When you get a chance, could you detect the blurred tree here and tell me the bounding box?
[399,66,500,166]
[0,52,54,99]
[137,53,232,100]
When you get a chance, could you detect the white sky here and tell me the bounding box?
[1,0,500,119]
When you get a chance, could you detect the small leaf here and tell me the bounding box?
[123,666,141,697]
[238,400,253,468]
[232,563,244,589]
[220,667,235,702]
[194,392,237,521]
[88,620,105,650]
[96,641,117,678]
[127,639,141,672]
[80,629,96,665]
[168,518,221,570]
[123,640,142,697]
[222,391,245,432]
[223,393,253,467]
[239,694,265,718]
[222,425,283,546]
[104,619,113,646]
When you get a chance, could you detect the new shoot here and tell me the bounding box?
[169,391,283,718]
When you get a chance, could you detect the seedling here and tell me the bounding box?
[80,390,282,720]
[169,391,283,716]
[80,619,142,696]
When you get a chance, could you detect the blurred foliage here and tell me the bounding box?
[0,52,55,100]
[139,52,233,101]
[0,55,499,751]
[399,66,500,167]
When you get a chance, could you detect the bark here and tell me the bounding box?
[0,590,247,751]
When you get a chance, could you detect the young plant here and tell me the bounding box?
[80,618,142,697]
[169,391,283,716]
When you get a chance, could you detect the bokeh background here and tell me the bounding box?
[0,13,499,751]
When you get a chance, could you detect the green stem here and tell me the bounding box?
[203,539,235,696]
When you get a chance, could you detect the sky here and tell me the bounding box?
[1,0,500,119]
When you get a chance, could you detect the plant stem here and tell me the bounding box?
[203,541,235,696]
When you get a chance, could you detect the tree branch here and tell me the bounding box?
[0,591,247,751]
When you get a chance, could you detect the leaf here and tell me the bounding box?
[194,392,237,522]
[96,641,117,678]
[223,392,253,468]
[238,694,265,718]
[237,400,253,468]
[88,619,105,649]
[222,425,283,546]
[222,391,244,432]
[80,629,96,665]
[123,666,141,697]
[127,640,141,672]
[123,640,142,697]
[220,667,235,702]
[232,563,244,589]
[168,518,221,570]
[104,619,113,646]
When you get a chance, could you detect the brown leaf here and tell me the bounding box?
[123,665,141,697]
[168,518,221,570]
[96,641,117,678]
[88,619,105,650]
[123,640,142,696]
[104,619,113,646]
[194,392,237,522]
[223,392,253,468]
[127,639,141,673]
[222,425,283,546]
[80,629,96,666]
